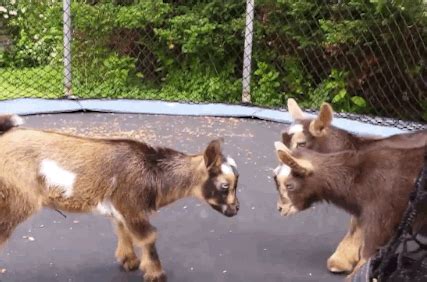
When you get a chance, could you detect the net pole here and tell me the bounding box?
[241,0,254,103]
[63,0,73,98]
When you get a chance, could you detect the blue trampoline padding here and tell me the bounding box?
[253,108,405,136]
[0,98,407,137]
[0,98,82,115]
[79,99,258,117]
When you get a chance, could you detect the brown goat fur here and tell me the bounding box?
[282,98,427,273]
[273,141,425,278]
[283,98,427,152]
[0,118,240,282]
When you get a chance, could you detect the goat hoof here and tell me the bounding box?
[327,256,354,274]
[143,271,167,282]
[117,255,140,272]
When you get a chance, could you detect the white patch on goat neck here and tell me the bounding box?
[226,157,237,168]
[273,166,281,176]
[10,114,24,126]
[96,201,124,222]
[274,165,291,177]
[40,159,76,198]
[288,124,303,135]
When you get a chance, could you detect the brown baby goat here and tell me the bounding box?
[281,98,426,274]
[0,115,239,282]
[272,141,425,279]
[283,98,426,152]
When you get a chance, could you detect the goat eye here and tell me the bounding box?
[297,142,306,148]
[285,184,295,191]
[220,183,229,191]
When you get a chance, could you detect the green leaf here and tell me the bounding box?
[332,89,347,103]
[351,96,367,108]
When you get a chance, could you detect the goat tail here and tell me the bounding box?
[0,114,24,132]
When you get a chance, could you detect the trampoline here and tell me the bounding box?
[0,100,424,282]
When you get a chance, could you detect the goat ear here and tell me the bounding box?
[287,98,305,120]
[274,141,292,155]
[204,139,223,169]
[309,103,333,137]
[274,142,312,175]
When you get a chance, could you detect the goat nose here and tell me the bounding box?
[236,204,240,211]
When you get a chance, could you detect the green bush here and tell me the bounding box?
[0,0,425,120]
[69,0,245,102]
[252,0,426,119]
[1,0,62,67]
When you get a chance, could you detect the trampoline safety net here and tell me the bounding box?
[363,149,427,282]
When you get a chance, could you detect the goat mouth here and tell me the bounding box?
[221,204,239,217]
[223,210,238,217]
[210,204,238,217]
[277,203,298,216]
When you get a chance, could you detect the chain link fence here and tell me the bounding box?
[0,0,426,125]
[0,0,63,99]
[69,0,245,102]
[250,0,426,126]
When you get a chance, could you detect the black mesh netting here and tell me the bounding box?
[366,149,427,282]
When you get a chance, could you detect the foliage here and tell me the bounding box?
[0,0,425,121]
[1,0,62,67]
[66,0,245,102]
[312,70,367,113]
[253,0,426,120]
[252,62,282,106]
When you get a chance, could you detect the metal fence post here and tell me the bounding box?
[241,0,255,103]
[63,0,73,98]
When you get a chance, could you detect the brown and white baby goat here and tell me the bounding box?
[0,116,239,282]
[281,98,427,274]
[272,141,425,278]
